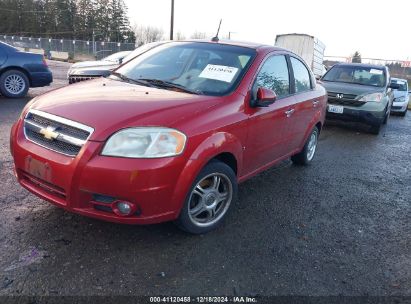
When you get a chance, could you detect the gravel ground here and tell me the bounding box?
[0,61,410,297]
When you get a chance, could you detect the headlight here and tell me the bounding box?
[101,127,186,158]
[358,92,383,102]
[395,96,406,102]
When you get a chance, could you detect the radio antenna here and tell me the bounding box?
[211,19,222,42]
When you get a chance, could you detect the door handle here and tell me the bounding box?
[313,100,320,107]
[285,108,295,117]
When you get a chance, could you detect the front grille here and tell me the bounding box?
[327,92,365,106]
[69,75,101,84]
[392,106,402,110]
[24,110,94,157]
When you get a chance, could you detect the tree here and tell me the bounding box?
[133,24,164,46]
[0,0,134,42]
[175,31,185,40]
[190,31,207,39]
[352,51,362,63]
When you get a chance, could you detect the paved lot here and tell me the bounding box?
[0,61,410,297]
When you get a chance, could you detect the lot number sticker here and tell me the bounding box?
[199,64,239,83]
[369,69,383,75]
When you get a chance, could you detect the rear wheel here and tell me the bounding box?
[0,70,29,98]
[175,160,237,234]
[291,126,319,166]
[383,110,389,124]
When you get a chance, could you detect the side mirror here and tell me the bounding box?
[389,83,400,90]
[251,87,277,107]
[118,58,123,64]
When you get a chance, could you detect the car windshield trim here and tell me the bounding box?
[137,78,204,95]
[111,72,153,87]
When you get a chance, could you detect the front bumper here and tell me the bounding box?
[10,120,190,225]
[391,101,409,113]
[326,103,386,126]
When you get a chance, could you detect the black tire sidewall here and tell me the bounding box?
[291,126,319,165]
[175,160,238,234]
[0,70,29,98]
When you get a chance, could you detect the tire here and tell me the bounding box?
[291,126,319,166]
[175,160,237,234]
[383,110,389,124]
[369,123,381,135]
[400,110,407,117]
[0,70,30,98]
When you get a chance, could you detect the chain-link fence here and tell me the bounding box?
[0,34,136,61]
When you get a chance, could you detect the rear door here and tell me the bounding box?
[243,54,296,174]
[287,56,320,151]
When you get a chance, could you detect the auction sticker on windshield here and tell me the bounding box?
[199,64,239,83]
[328,104,344,114]
[370,69,383,75]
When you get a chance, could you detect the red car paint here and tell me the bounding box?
[10,41,327,225]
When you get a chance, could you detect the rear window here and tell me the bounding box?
[323,65,386,87]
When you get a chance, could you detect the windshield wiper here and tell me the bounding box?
[111,72,153,87]
[138,78,203,95]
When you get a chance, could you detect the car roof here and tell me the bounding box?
[182,39,283,52]
[334,62,386,69]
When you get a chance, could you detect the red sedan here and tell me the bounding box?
[10,40,327,234]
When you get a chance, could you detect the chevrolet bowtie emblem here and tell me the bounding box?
[40,126,59,140]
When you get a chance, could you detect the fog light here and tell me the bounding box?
[116,201,133,216]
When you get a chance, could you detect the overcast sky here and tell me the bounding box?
[125,0,410,60]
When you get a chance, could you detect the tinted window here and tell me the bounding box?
[291,57,311,93]
[115,42,256,96]
[323,65,386,87]
[255,55,290,98]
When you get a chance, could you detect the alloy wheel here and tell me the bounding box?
[4,74,26,95]
[188,173,233,227]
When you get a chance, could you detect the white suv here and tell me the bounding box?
[390,78,409,116]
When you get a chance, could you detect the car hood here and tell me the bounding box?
[393,90,408,99]
[30,78,221,141]
[320,81,384,97]
[71,60,117,68]
[69,62,119,76]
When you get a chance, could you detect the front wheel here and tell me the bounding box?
[175,160,237,234]
[0,70,30,98]
[291,126,319,166]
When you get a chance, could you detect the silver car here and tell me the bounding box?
[390,78,409,116]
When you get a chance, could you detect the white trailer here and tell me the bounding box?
[275,33,326,78]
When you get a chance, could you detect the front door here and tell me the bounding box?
[243,54,295,174]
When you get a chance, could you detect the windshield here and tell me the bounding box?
[103,51,130,62]
[122,41,164,63]
[114,42,256,96]
[391,79,408,92]
[322,65,386,87]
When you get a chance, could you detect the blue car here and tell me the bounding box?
[0,41,52,98]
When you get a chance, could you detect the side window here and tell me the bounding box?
[290,57,312,93]
[255,55,290,98]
